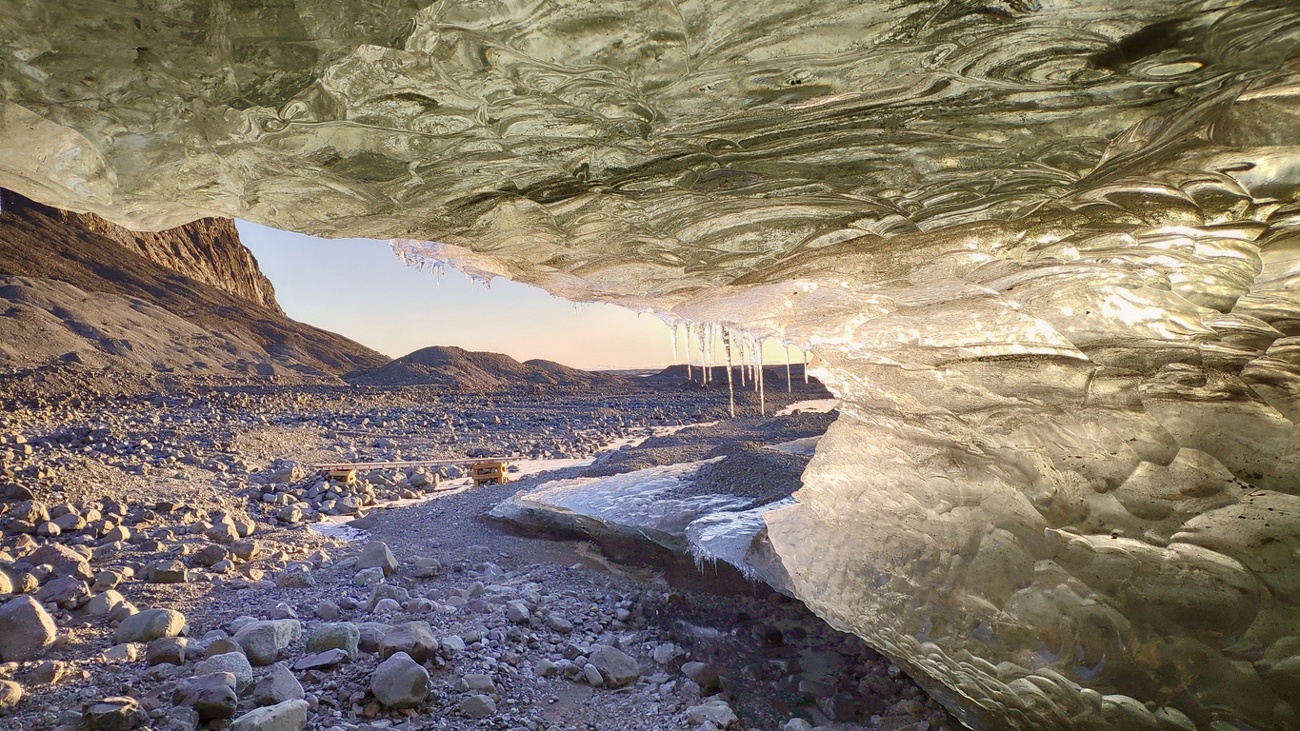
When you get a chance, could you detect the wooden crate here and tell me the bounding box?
[471,460,510,486]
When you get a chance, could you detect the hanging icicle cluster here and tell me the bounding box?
[667,320,812,419]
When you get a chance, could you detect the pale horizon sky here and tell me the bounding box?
[237,221,684,370]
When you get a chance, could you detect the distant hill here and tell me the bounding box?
[0,190,388,381]
[346,345,631,390]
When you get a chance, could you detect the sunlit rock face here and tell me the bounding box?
[3,2,1300,728]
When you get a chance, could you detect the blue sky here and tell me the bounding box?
[238,221,684,369]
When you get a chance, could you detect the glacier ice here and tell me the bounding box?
[3,1,1300,728]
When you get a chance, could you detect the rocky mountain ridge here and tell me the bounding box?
[0,190,387,381]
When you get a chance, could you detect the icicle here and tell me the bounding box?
[702,325,711,385]
[785,344,793,393]
[757,338,766,415]
[685,323,693,382]
[803,346,809,384]
[671,322,679,367]
[723,328,735,418]
[696,326,707,386]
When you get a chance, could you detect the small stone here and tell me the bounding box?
[0,595,57,661]
[229,699,309,731]
[146,637,192,666]
[589,645,640,688]
[87,590,126,616]
[195,652,255,693]
[307,622,359,660]
[291,648,350,671]
[84,696,147,731]
[353,566,385,587]
[253,663,304,706]
[114,608,185,644]
[147,560,189,584]
[314,601,339,620]
[462,673,496,692]
[234,620,302,666]
[459,694,496,718]
[506,600,530,625]
[682,661,721,694]
[782,719,813,731]
[379,622,437,662]
[102,643,144,663]
[0,680,21,711]
[583,662,603,687]
[546,614,574,634]
[687,700,738,728]
[175,672,238,721]
[370,651,429,709]
[356,542,398,576]
[275,568,315,588]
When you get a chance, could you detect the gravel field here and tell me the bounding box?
[0,368,957,731]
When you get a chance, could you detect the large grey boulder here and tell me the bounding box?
[234,619,301,666]
[114,608,185,644]
[0,596,57,661]
[370,651,429,709]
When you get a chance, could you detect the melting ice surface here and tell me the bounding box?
[489,458,752,551]
[3,1,1300,728]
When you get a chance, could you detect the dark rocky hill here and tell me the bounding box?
[346,345,630,390]
[0,190,388,380]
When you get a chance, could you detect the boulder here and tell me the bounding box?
[229,699,309,731]
[252,663,304,706]
[114,608,185,644]
[194,652,255,693]
[25,543,90,580]
[589,645,640,688]
[459,694,496,718]
[379,622,437,662]
[306,622,359,660]
[356,542,398,576]
[370,651,429,709]
[174,672,238,721]
[84,697,147,731]
[0,596,57,661]
[234,619,301,666]
[0,679,21,711]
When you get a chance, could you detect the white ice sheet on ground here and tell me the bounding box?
[769,436,821,456]
[775,399,839,416]
[490,458,754,549]
[309,422,707,543]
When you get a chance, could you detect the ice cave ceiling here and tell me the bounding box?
[3,1,1300,729]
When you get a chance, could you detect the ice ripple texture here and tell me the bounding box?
[3,1,1300,729]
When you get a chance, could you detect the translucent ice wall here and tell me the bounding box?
[2,2,1300,728]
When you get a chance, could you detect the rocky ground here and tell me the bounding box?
[0,371,958,731]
